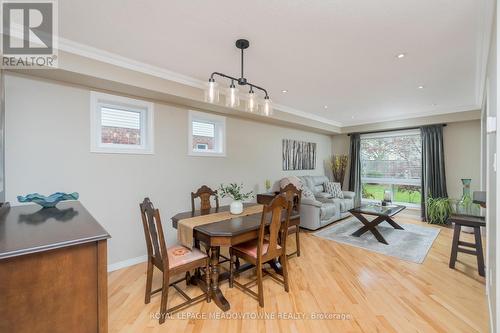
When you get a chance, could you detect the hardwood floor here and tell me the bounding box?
[108,216,489,333]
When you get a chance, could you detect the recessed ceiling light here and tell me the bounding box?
[281,89,288,93]
[396,53,406,59]
[324,105,328,109]
[418,85,425,89]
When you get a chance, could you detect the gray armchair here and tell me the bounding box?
[298,176,356,230]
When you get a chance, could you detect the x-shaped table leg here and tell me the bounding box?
[351,213,403,245]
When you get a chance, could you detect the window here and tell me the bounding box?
[188,111,226,157]
[90,92,154,154]
[360,129,422,206]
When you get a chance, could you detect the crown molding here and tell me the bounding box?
[272,102,342,127]
[54,36,482,130]
[340,104,481,127]
[57,37,343,127]
[58,37,206,89]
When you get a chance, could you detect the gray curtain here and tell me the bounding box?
[348,133,362,207]
[421,125,448,220]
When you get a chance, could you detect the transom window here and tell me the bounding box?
[360,129,422,206]
[90,92,154,154]
[188,111,226,157]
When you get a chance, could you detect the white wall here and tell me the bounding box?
[5,74,333,267]
[443,120,482,199]
[484,10,498,332]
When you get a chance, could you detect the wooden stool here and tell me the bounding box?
[448,214,486,277]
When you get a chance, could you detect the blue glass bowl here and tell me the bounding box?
[17,192,79,208]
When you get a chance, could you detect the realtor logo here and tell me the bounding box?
[1,0,58,68]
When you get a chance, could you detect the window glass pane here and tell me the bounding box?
[101,107,141,145]
[192,121,215,137]
[360,131,422,205]
[192,121,215,150]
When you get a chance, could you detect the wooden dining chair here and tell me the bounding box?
[228,195,292,307]
[191,185,219,212]
[140,198,210,324]
[190,185,232,265]
[280,183,302,257]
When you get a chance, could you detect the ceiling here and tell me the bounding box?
[58,0,488,126]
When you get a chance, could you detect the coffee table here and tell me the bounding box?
[349,204,406,245]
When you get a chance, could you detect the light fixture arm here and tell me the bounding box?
[208,39,269,99]
[209,71,269,98]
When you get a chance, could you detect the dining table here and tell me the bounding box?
[171,203,298,311]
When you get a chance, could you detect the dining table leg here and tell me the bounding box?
[209,246,230,311]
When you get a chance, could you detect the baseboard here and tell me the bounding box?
[107,254,148,272]
[487,275,495,333]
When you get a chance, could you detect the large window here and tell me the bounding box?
[188,111,226,157]
[90,92,154,154]
[360,129,421,206]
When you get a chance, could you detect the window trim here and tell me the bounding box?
[90,91,154,154]
[188,110,226,157]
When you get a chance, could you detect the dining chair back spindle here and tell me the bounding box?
[191,185,219,212]
[280,183,302,257]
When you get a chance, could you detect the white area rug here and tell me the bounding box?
[314,217,440,263]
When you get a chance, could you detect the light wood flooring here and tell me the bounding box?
[108,216,489,333]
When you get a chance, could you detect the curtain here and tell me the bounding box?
[348,133,362,207]
[421,125,448,220]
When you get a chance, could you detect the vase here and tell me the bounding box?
[456,179,474,215]
[230,200,243,215]
[455,178,480,233]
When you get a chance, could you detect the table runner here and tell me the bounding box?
[177,204,263,249]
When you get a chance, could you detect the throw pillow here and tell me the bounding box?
[325,181,344,198]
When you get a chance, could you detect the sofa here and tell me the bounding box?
[297,175,356,230]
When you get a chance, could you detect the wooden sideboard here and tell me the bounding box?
[0,201,110,333]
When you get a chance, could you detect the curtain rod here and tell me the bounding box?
[346,124,446,136]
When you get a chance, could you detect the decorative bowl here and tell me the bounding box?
[17,192,79,208]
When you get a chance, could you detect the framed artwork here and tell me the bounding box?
[282,139,316,170]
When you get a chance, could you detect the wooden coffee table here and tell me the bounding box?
[349,204,406,245]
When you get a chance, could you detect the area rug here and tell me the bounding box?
[313,218,440,263]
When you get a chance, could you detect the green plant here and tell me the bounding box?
[362,184,375,199]
[218,183,254,201]
[426,197,452,224]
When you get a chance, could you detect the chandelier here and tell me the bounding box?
[204,39,272,116]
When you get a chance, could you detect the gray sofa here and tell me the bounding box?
[298,176,355,230]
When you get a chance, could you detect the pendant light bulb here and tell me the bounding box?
[204,78,219,103]
[246,88,257,112]
[225,81,240,108]
[262,96,273,116]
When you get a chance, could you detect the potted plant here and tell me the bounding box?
[426,197,452,224]
[329,155,349,188]
[218,183,254,215]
